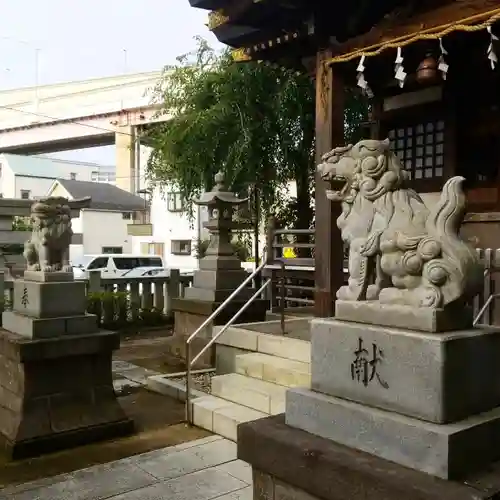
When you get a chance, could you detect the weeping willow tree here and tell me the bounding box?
[144,37,368,233]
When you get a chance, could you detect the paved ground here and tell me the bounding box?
[0,436,251,500]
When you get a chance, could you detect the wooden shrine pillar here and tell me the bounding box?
[314,50,345,317]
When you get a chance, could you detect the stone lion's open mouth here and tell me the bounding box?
[325,174,351,201]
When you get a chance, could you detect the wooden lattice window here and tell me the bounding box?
[388,120,445,180]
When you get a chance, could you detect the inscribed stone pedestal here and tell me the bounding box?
[310,318,500,423]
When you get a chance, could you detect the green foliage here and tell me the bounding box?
[195,238,251,261]
[144,37,368,231]
[86,291,169,330]
[12,217,33,232]
[144,37,315,228]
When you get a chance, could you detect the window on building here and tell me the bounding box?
[167,192,185,212]
[91,171,99,182]
[70,172,77,180]
[102,246,123,254]
[122,212,132,220]
[141,242,165,257]
[171,239,192,256]
[20,190,31,200]
[388,120,445,181]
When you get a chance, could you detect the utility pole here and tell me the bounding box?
[34,48,40,112]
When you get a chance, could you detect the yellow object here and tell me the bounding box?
[283,247,297,259]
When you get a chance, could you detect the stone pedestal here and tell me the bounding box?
[238,415,500,500]
[238,313,500,496]
[0,329,133,459]
[0,271,133,458]
[285,318,500,479]
[5,271,98,339]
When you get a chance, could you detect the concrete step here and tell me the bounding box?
[235,352,310,387]
[211,373,287,414]
[257,334,310,363]
[191,395,266,441]
[214,325,311,363]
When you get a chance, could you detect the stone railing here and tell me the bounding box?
[1,270,194,320]
[0,250,498,325]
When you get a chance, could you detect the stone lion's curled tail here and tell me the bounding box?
[424,176,482,306]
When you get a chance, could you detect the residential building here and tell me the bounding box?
[132,186,209,272]
[0,153,115,200]
[47,179,147,262]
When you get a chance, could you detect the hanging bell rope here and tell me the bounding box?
[325,7,500,66]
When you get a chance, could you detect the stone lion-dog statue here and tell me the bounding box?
[317,138,483,309]
[24,197,75,273]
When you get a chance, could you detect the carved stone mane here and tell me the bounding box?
[23,197,74,273]
[317,138,483,309]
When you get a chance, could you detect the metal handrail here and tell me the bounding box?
[473,266,500,326]
[186,251,270,346]
[185,249,271,424]
[186,279,272,424]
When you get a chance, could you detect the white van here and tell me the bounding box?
[72,254,165,279]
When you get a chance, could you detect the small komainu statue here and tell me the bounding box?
[23,197,74,273]
[317,138,483,309]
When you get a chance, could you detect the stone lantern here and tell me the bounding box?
[185,171,250,302]
[170,171,268,366]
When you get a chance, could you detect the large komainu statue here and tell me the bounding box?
[23,197,74,272]
[317,138,483,309]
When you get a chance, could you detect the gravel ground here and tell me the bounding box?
[171,371,215,394]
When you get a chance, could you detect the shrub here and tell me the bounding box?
[86,290,169,330]
[195,238,251,261]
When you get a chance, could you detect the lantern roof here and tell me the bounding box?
[193,171,249,206]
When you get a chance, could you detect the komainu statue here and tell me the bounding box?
[23,197,89,273]
[317,138,483,309]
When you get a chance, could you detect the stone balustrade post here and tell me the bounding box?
[165,269,180,318]
[87,270,102,293]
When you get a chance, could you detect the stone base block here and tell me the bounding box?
[199,255,242,271]
[23,271,74,282]
[238,415,500,500]
[286,388,500,479]
[191,268,249,290]
[335,300,473,332]
[2,312,98,339]
[0,328,134,459]
[311,318,500,423]
[13,279,86,318]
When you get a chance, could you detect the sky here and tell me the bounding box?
[0,0,221,164]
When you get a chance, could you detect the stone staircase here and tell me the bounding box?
[190,323,311,441]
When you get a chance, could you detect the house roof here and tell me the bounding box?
[1,153,114,179]
[55,179,147,212]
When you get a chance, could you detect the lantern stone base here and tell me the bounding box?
[170,297,269,367]
[0,328,134,459]
[238,415,500,500]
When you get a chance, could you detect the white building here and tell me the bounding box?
[47,179,147,261]
[0,153,115,200]
[132,187,209,272]
[131,180,298,272]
